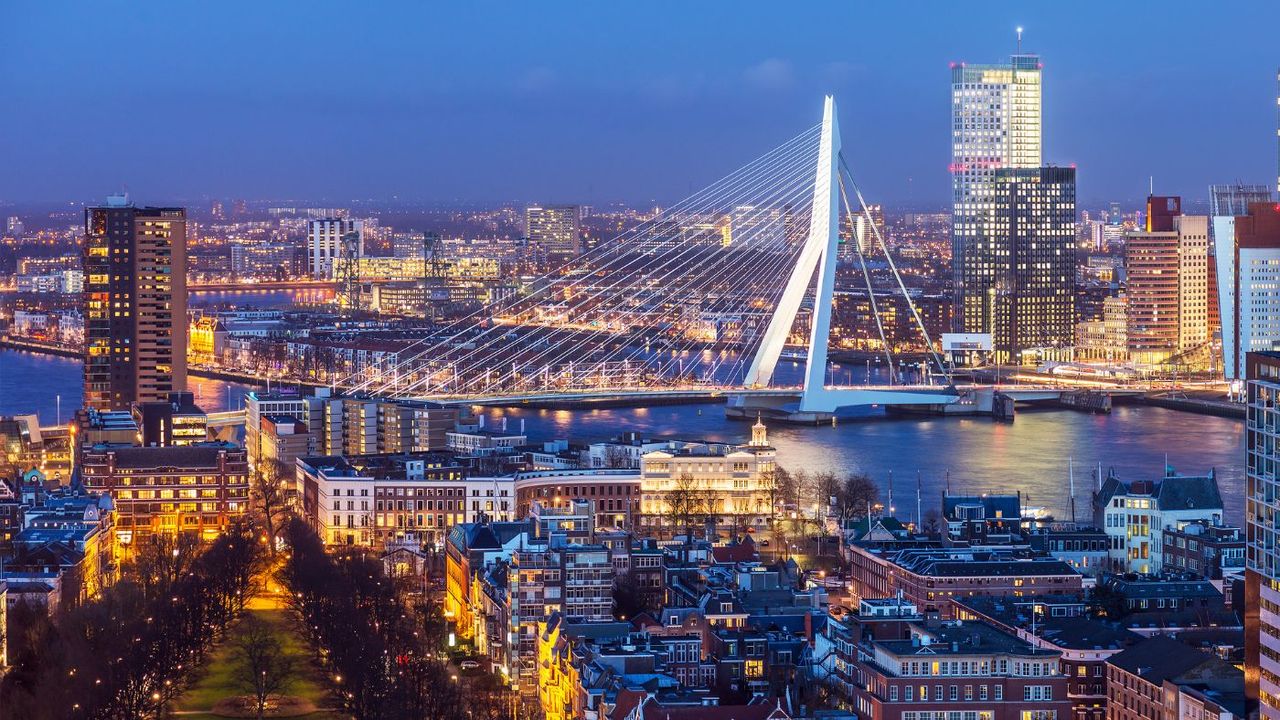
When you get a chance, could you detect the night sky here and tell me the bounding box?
[2,1,1277,208]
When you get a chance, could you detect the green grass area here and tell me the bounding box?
[175,713,347,720]
[175,608,334,715]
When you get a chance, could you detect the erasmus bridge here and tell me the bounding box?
[235,96,1134,426]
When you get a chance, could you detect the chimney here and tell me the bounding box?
[804,610,814,647]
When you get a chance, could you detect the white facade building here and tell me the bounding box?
[638,418,777,537]
[307,218,363,278]
[1094,470,1225,575]
[1214,207,1280,380]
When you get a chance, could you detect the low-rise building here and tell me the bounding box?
[1105,636,1244,720]
[295,452,478,548]
[1161,522,1245,580]
[846,544,1083,619]
[942,494,1023,543]
[1028,528,1110,578]
[824,599,1072,720]
[1092,469,1225,574]
[79,442,249,543]
[638,418,777,539]
[131,391,208,447]
[513,468,641,530]
[955,595,1142,720]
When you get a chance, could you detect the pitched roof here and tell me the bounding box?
[93,442,240,469]
[1155,474,1223,512]
[711,538,758,564]
[1037,616,1141,651]
[1106,636,1213,684]
[639,698,789,720]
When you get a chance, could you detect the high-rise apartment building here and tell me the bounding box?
[307,217,363,278]
[83,196,188,411]
[841,203,885,258]
[951,53,1042,335]
[1217,203,1280,380]
[984,166,1077,361]
[1210,184,1273,218]
[1245,351,1280,717]
[1124,196,1210,366]
[525,205,581,260]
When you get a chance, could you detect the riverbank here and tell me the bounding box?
[1142,391,1246,419]
[1,337,319,391]
[0,336,81,359]
[2,338,1249,421]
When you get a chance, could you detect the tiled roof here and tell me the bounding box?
[1106,636,1212,683]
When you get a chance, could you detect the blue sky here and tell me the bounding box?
[2,1,1277,208]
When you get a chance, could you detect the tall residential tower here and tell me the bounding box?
[951,53,1044,345]
[987,166,1077,359]
[83,196,188,410]
[525,205,581,261]
[1124,196,1210,367]
[1246,351,1280,719]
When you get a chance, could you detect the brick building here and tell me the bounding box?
[79,442,248,543]
[824,599,1072,720]
[846,544,1083,619]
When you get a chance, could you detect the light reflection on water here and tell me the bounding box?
[1,348,1244,525]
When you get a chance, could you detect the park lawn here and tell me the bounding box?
[175,713,348,720]
[175,607,332,714]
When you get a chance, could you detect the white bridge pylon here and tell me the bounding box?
[743,96,957,414]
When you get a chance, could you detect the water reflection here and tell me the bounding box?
[1,348,1244,525]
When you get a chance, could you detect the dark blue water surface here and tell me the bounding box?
[0,348,1245,525]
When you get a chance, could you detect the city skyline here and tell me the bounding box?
[2,2,1278,208]
[0,6,1269,719]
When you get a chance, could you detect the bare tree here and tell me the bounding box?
[699,486,724,541]
[253,458,293,553]
[922,508,944,536]
[759,466,784,528]
[665,472,704,540]
[813,471,840,523]
[232,614,295,720]
[603,445,632,469]
[838,473,880,522]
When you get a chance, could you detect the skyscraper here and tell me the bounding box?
[307,218,363,278]
[1209,184,1272,218]
[83,196,188,411]
[985,166,1077,361]
[1245,351,1280,717]
[1216,203,1280,380]
[951,52,1043,339]
[1124,196,1210,367]
[525,205,581,260]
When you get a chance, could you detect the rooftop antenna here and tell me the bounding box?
[1068,457,1076,525]
[1016,26,1024,53]
[916,471,922,528]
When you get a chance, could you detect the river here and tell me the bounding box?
[0,348,1246,525]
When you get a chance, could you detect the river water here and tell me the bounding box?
[0,348,1245,525]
